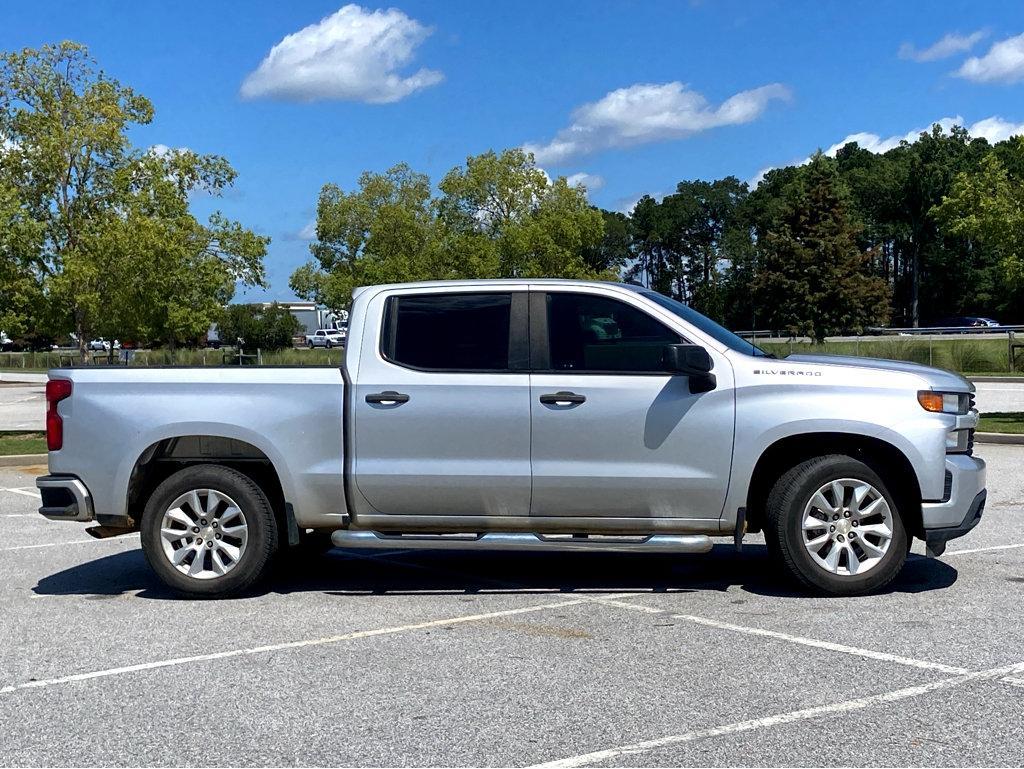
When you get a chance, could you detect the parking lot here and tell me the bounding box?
[0,446,1020,766]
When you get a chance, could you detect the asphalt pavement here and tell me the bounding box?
[0,446,1022,766]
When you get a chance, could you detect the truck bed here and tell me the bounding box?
[46,366,347,529]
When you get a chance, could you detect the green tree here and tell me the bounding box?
[664,177,748,320]
[290,162,441,314]
[626,194,675,295]
[0,173,45,337]
[833,125,990,326]
[219,303,301,351]
[754,154,890,341]
[437,148,605,279]
[933,140,1024,313]
[0,42,267,351]
[583,208,632,276]
[625,179,750,323]
[292,149,607,311]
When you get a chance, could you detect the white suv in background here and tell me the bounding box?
[306,328,346,348]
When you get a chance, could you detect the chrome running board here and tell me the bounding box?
[331,530,713,554]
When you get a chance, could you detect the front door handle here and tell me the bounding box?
[366,391,410,405]
[539,391,586,406]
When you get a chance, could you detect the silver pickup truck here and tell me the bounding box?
[36,279,986,597]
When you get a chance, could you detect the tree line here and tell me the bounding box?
[2,42,1023,351]
[292,130,1024,343]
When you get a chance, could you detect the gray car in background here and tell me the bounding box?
[36,279,985,598]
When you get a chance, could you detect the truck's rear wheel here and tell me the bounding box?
[765,455,907,595]
[140,465,278,598]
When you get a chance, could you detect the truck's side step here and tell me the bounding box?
[330,530,713,553]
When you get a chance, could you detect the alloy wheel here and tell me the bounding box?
[159,488,249,580]
[801,478,894,576]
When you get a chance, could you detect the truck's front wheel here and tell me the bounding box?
[140,465,279,598]
[765,455,907,595]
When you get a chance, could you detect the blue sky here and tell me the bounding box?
[4,0,1024,301]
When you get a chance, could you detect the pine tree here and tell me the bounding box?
[754,154,891,342]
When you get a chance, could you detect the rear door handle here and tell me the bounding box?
[539,391,586,405]
[366,391,410,405]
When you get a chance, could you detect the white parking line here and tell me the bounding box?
[0,487,41,499]
[945,542,1024,556]
[0,593,632,696]
[591,596,1024,687]
[675,613,967,675]
[0,537,133,552]
[530,660,1024,768]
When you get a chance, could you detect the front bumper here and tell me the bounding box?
[36,475,94,522]
[921,454,986,556]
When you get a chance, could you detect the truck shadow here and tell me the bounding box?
[33,544,958,600]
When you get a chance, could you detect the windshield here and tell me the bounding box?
[633,288,771,357]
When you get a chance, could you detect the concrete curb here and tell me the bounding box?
[969,376,1024,384]
[0,454,47,467]
[974,432,1024,446]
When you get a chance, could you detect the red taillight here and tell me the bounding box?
[45,379,73,451]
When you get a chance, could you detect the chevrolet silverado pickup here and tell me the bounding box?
[36,280,986,597]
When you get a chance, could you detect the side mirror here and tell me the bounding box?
[662,344,716,393]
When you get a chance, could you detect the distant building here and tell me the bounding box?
[258,302,348,335]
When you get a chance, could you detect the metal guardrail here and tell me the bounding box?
[734,326,1024,372]
[735,325,1024,337]
[868,325,1024,335]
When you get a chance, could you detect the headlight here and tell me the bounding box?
[918,391,971,415]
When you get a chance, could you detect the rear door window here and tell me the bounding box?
[383,293,513,371]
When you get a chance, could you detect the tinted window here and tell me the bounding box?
[546,293,680,373]
[386,293,512,371]
[630,288,770,357]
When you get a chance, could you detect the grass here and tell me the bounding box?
[0,431,46,456]
[757,337,1024,375]
[977,412,1024,434]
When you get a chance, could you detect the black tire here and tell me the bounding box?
[764,454,907,596]
[326,340,333,349]
[307,341,314,349]
[140,464,279,598]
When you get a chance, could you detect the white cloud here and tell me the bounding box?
[298,220,317,240]
[824,115,1024,157]
[148,143,189,157]
[565,172,605,191]
[965,115,1024,143]
[749,115,1024,189]
[898,30,987,62]
[615,191,667,215]
[240,4,443,103]
[748,166,776,188]
[524,81,791,165]
[956,32,1024,83]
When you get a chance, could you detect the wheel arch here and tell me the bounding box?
[745,432,924,539]
[125,433,290,540]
